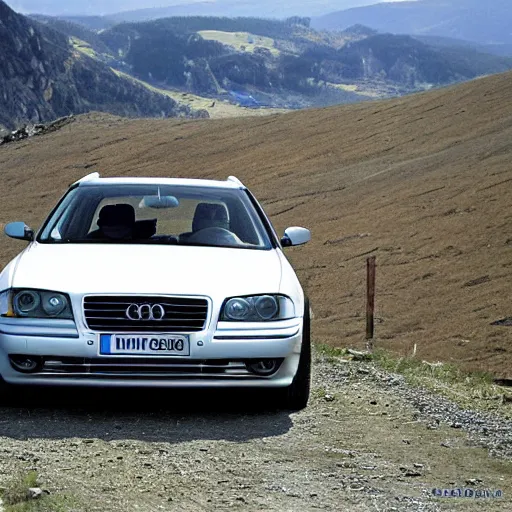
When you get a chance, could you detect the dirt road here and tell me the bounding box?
[0,352,510,511]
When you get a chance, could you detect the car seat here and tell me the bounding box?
[192,203,229,231]
[180,203,230,242]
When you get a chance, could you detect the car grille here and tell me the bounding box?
[35,357,280,378]
[83,295,209,333]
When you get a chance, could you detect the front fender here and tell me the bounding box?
[0,256,20,292]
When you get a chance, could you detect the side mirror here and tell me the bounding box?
[4,222,34,241]
[281,227,311,247]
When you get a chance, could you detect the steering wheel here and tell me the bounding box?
[187,227,243,245]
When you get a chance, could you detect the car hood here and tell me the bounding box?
[11,243,283,299]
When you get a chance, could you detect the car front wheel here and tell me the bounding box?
[278,298,311,411]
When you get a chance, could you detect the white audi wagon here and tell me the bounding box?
[0,173,312,409]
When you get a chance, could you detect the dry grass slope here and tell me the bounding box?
[0,71,511,377]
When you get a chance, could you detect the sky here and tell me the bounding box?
[4,0,409,18]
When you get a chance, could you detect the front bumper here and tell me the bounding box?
[0,318,303,388]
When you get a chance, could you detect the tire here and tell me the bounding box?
[0,376,10,405]
[278,298,311,411]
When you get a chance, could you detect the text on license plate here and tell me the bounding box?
[100,334,190,356]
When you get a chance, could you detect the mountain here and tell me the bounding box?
[0,1,194,130]
[15,8,512,121]
[333,33,512,84]
[103,1,378,22]
[92,17,512,103]
[413,35,512,58]
[35,16,373,110]
[7,0,389,18]
[1,71,511,377]
[313,0,512,49]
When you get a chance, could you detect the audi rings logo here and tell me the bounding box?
[126,304,166,321]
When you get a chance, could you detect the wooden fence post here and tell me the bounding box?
[366,256,376,352]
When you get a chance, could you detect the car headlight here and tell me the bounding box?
[221,295,295,322]
[1,289,73,319]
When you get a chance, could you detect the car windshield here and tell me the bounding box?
[37,183,273,250]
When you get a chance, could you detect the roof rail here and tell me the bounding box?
[227,176,245,188]
[71,172,100,187]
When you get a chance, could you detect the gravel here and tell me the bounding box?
[347,362,512,460]
[0,356,509,511]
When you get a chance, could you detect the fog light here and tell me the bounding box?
[246,359,280,376]
[10,356,43,374]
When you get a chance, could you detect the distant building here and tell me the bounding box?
[229,91,260,108]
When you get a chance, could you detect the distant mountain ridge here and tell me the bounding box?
[313,0,512,50]
[0,0,193,130]
[6,0,383,18]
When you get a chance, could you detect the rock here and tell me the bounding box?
[400,468,422,477]
[463,275,490,287]
[324,394,335,402]
[491,318,512,326]
[27,487,43,500]
[0,117,75,146]
[193,109,210,119]
[347,349,372,361]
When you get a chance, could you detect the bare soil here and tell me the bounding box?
[1,71,511,376]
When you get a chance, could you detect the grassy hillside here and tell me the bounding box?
[1,72,511,378]
[198,31,280,57]
[112,69,289,119]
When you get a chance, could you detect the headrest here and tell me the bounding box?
[98,204,135,228]
[192,203,229,232]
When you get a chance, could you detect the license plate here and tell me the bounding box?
[100,334,190,356]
